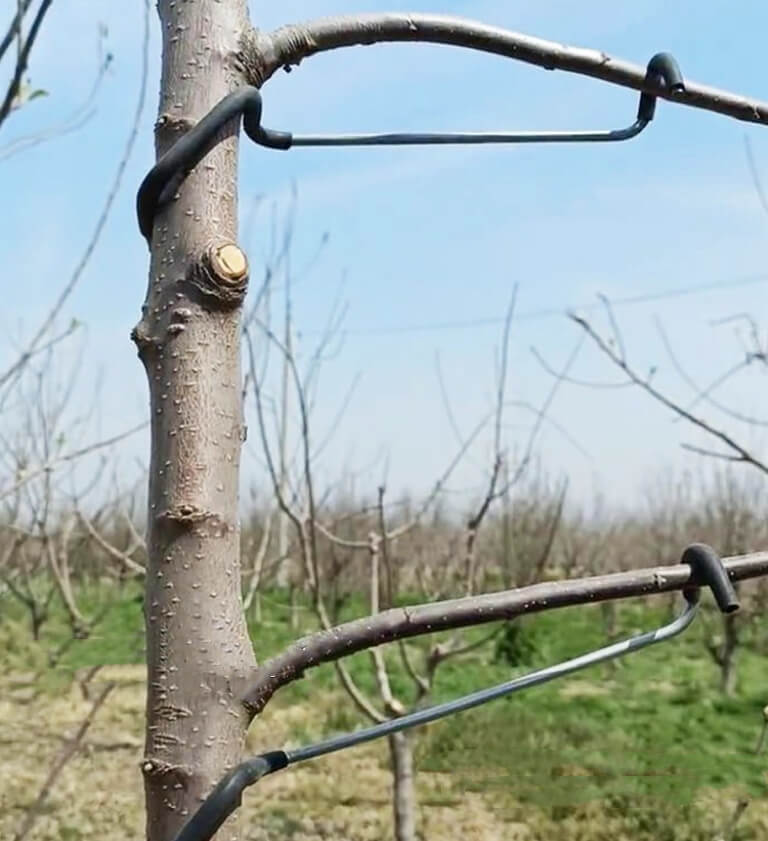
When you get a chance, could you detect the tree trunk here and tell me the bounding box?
[388,732,417,841]
[719,613,739,696]
[133,2,255,840]
[600,600,621,675]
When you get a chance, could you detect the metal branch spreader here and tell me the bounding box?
[172,543,738,841]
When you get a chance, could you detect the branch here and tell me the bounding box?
[714,799,750,841]
[255,14,768,126]
[531,345,633,390]
[654,318,768,427]
[247,305,389,722]
[0,0,34,64]
[0,44,112,162]
[12,682,114,841]
[680,443,747,463]
[0,421,148,501]
[0,531,25,570]
[44,518,87,632]
[529,477,569,581]
[77,511,146,577]
[426,625,504,681]
[0,0,148,385]
[0,0,54,129]
[243,549,768,713]
[572,314,768,475]
[397,640,429,696]
[242,509,274,611]
[333,660,386,723]
[0,320,81,396]
[461,289,518,596]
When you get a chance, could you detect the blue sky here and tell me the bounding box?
[3,1,768,513]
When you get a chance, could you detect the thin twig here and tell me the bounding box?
[597,294,626,363]
[77,510,146,576]
[531,345,633,390]
[655,317,768,426]
[0,0,54,129]
[0,0,149,386]
[13,682,115,841]
[0,44,113,162]
[242,511,274,611]
[0,421,148,502]
[0,0,33,64]
[572,314,768,475]
[744,136,768,218]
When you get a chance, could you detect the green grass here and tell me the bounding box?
[2,584,766,823]
[415,602,767,813]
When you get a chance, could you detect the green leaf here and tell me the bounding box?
[11,79,49,110]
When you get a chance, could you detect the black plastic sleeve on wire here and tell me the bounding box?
[682,543,740,614]
[637,52,686,121]
[136,51,685,244]
[172,751,288,841]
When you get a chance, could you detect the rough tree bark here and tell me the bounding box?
[388,732,416,841]
[132,2,255,840]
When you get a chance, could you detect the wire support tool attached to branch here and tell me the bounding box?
[254,52,683,149]
[171,543,738,841]
[136,52,684,244]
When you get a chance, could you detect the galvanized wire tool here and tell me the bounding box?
[172,543,738,841]
[137,52,685,242]
[249,51,684,150]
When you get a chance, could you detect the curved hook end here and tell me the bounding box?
[172,751,288,841]
[648,52,686,94]
[637,51,686,122]
[682,543,740,614]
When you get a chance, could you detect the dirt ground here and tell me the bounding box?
[3,666,764,841]
[0,666,525,841]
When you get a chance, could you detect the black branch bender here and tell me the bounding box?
[137,52,684,242]
[170,544,738,841]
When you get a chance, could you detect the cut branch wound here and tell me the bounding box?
[186,243,250,309]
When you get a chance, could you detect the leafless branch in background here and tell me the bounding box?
[654,317,768,427]
[12,681,115,841]
[571,312,768,476]
[0,27,113,161]
[77,509,146,577]
[744,136,768,219]
[0,1,34,65]
[0,0,54,129]
[0,0,149,395]
[0,421,148,502]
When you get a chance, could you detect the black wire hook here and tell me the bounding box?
[253,51,685,150]
[169,542,732,841]
[136,52,685,244]
[682,542,739,612]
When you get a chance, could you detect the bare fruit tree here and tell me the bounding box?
[242,266,571,840]
[562,307,768,693]
[0,0,148,651]
[134,5,768,841]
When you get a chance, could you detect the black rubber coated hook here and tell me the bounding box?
[136,51,685,245]
[682,542,740,613]
[637,52,686,121]
[172,752,288,841]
